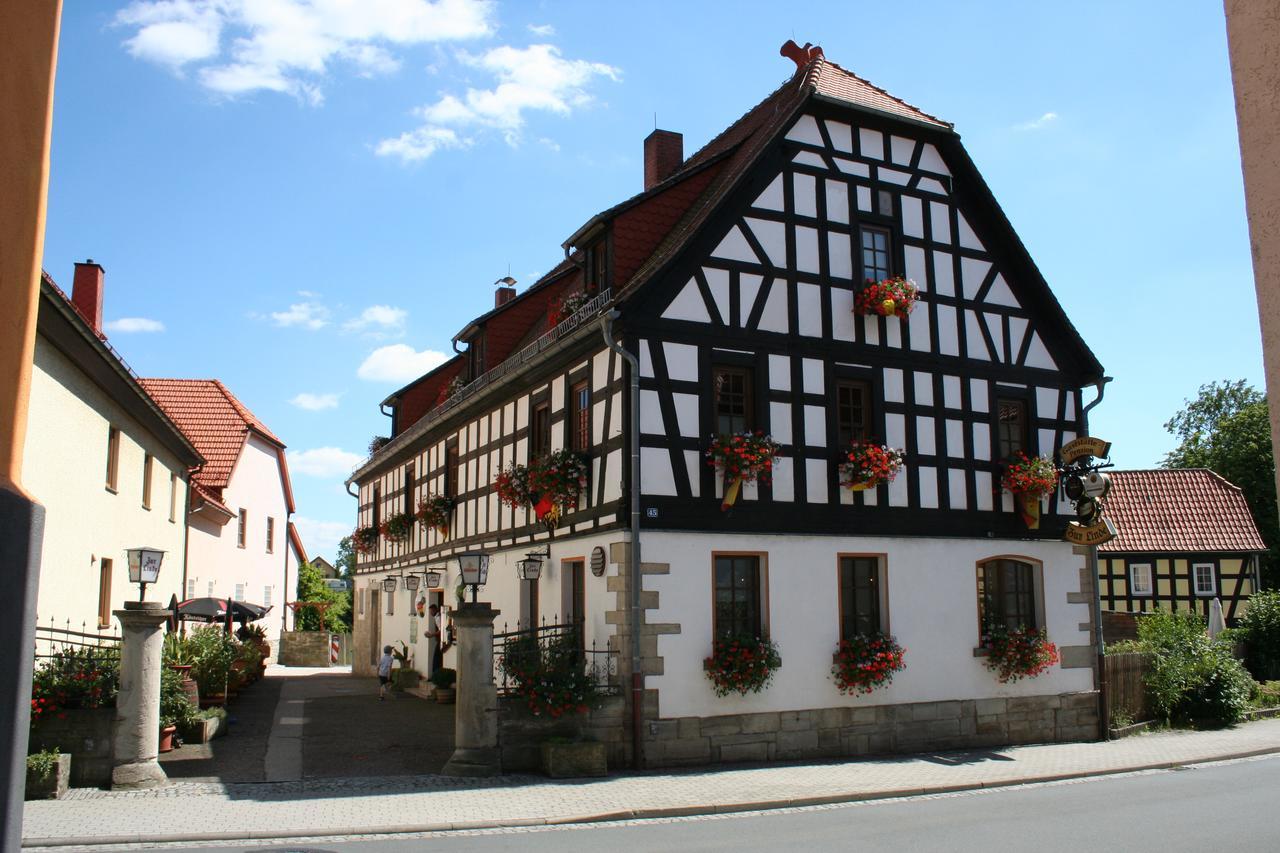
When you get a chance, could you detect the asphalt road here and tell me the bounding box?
[144,754,1280,853]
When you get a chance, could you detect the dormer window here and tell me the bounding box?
[584,239,609,294]
[468,334,486,380]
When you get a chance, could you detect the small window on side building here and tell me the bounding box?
[1130,563,1153,597]
[1193,563,1216,596]
[142,454,153,509]
[106,426,120,492]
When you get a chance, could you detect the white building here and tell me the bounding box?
[25,262,202,633]
[141,377,301,642]
[347,45,1105,768]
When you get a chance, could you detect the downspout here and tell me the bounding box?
[180,462,203,634]
[282,509,292,639]
[599,309,643,769]
[1080,376,1112,740]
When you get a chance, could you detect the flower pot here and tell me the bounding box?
[200,692,226,708]
[1015,491,1042,530]
[540,741,607,778]
[158,725,178,753]
[721,475,744,511]
[24,753,70,800]
[848,480,877,492]
[434,687,456,704]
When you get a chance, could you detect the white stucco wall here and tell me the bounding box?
[186,433,289,622]
[23,336,189,628]
[643,531,1093,719]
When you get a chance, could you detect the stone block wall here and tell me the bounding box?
[28,707,114,788]
[499,696,629,772]
[641,691,1100,768]
[278,631,333,667]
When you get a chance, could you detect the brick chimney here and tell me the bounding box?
[494,276,517,308]
[644,129,683,190]
[72,259,105,335]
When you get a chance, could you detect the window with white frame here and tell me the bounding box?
[207,580,214,596]
[186,579,196,598]
[1193,563,1216,596]
[263,586,273,607]
[1130,563,1153,596]
[234,583,245,601]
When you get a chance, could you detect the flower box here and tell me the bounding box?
[181,713,227,744]
[838,441,905,492]
[1000,453,1059,530]
[540,740,607,778]
[706,432,782,511]
[855,276,918,319]
[24,753,70,801]
[982,626,1060,682]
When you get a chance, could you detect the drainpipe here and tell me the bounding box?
[599,309,644,769]
[1081,376,1112,740]
[282,509,292,639]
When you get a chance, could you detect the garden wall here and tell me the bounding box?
[278,631,333,667]
[28,707,114,788]
[498,695,629,771]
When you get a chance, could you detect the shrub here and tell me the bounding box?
[1238,590,1280,680]
[704,634,782,697]
[832,634,906,695]
[30,647,119,723]
[160,666,197,729]
[1139,609,1253,726]
[26,748,61,780]
[430,667,457,689]
[982,625,1059,682]
[500,633,597,717]
[1105,639,1145,655]
[187,626,237,695]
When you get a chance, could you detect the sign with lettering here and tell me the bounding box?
[1060,436,1111,464]
[1065,518,1117,546]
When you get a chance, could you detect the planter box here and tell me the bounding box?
[25,754,70,800]
[29,707,114,788]
[541,741,607,778]
[392,669,420,690]
[180,715,227,744]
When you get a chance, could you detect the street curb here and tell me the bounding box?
[22,745,1280,848]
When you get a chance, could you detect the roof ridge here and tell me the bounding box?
[816,57,951,128]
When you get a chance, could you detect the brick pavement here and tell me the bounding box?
[22,715,1280,847]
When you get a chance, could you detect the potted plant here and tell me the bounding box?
[435,374,466,407]
[527,449,591,526]
[163,633,201,708]
[430,667,457,703]
[982,624,1060,683]
[838,441,905,492]
[416,493,455,540]
[1001,452,1059,530]
[238,623,271,662]
[495,462,534,510]
[500,634,597,718]
[188,625,236,706]
[548,290,591,328]
[159,666,197,752]
[855,275,918,319]
[703,633,782,696]
[24,748,70,800]
[705,431,782,510]
[352,525,380,556]
[832,633,906,694]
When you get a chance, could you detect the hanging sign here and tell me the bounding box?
[1065,518,1118,546]
[1060,437,1111,465]
[1059,435,1116,546]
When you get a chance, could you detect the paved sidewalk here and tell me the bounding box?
[22,718,1280,848]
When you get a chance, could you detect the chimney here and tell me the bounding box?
[494,276,517,308]
[644,129,683,190]
[72,259,105,335]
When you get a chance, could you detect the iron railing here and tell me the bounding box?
[492,617,618,697]
[32,617,121,663]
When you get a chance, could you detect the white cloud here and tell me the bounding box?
[288,446,365,477]
[377,43,619,163]
[343,304,407,335]
[115,0,494,103]
[104,317,165,333]
[290,392,341,411]
[1015,112,1058,131]
[271,301,330,329]
[357,343,448,382]
[293,515,352,559]
[527,23,554,36]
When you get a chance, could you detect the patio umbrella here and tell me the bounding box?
[165,594,180,633]
[1208,597,1227,639]
[176,597,272,623]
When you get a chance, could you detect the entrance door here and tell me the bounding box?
[563,559,585,651]
[369,589,382,668]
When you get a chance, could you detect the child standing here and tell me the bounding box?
[377,645,394,700]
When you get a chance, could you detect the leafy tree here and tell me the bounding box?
[334,535,355,579]
[1163,380,1278,586]
[294,560,351,632]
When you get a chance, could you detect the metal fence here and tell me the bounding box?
[1105,652,1153,724]
[492,618,618,697]
[32,617,121,664]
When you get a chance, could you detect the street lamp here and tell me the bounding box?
[424,567,444,589]
[403,573,421,592]
[125,546,165,602]
[381,576,399,594]
[516,545,550,581]
[456,552,490,603]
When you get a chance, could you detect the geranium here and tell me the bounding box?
[528,450,590,522]
[982,625,1059,683]
[855,276,918,319]
[1000,452,1058,497]
[495,463,533,509]
[548,291,591,328]
[706,432,782,511]
[30,647,120,725]
[416,493,455,538]
[838,441,905,491]
[379,512,414,544]
[435,375,466,407]
[352,525,379,555]
[832,634,906,695]
[703,634,782,697]
[500,633,597,717]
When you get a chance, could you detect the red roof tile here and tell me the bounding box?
[809,59,951,130]
[1099,469,1267,554]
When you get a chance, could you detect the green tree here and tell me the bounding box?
[334,535,355,579]
[1163,380,1278,586]
[294,560,351,632]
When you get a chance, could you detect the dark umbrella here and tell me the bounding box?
[176,597,272,623]
[165,594,180,633]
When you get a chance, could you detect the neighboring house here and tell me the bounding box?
[25,262,203,633]
[347,45,1105,766]
[313,556,337,578]
[1098,469,1265,624]
[141,377,300,640]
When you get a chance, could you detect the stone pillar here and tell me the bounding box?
[442,602,501,777]
[111,602,170,789]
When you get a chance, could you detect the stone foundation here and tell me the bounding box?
[28,708,114,788]
[641,691,1100,768]
[499,695,630,771]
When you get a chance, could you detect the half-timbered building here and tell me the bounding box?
[1098,469,1265,625]
[348,44,1107,767]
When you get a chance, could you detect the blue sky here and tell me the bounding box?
[42,1,1260,559]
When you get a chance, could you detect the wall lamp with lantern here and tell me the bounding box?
[424,567,445,589]
[381,576,400,594]
[516,545,551,581]
[403,573,421,592]
[456,552,490,603]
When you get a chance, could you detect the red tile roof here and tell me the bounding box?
[808,59,951,130]
[1099,469,1267,554]
[140,379,294,512]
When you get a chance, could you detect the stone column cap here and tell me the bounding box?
[112,607,172,624]
[452,602,500,625]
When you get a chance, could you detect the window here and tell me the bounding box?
[263,586,273,607]
[234,583,245,601]
[584,240,608,293]
[207,580,214,596]
[186,579,196,598]
[1130,563,1153,597]
[713,367,753,434]
[237,509,247,548]
[861,227,892,281]
[839,556,884,639]
[563,560,586,627]
[835,380,872,447]
[404,461,416,513]
[876,190,894,218]
[169,472,178,522]
[531,401,551,459]
[97,558,113,628]
[977,558,1040,635]
[713,555,764,639]
[468,335,486,380]
[995,398,1029,460]
[266,516,275,553]
[1193,563,1216,596]
[570,382,591,451]
[142,454,153,509]
[445,441,460,500]
[105,426,120,491]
